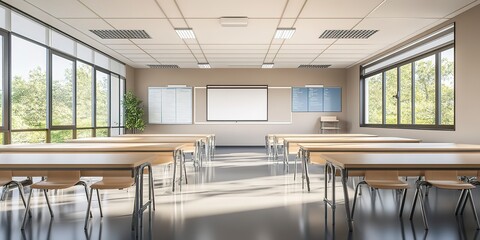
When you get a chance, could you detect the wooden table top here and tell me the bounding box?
[319,152,480,170]
[120,134,214,137]
[283,137,421,144]
[0,143,187,153]
[0,153,158,169]
[300,143,480,152]
[268,134,377,138]
[67,136,205,143]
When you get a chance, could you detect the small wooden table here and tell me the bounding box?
[264,134,377,157]
[0,153,158,239]
[120,134,216,160]
[318,152,480,232]
[68,136,208,166]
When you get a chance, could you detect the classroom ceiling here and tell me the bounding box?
[2,0,479,69]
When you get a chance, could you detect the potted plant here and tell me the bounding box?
[124,91,146,134]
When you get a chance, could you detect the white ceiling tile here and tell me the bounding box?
[106,19,184,44]
[281,44,329,50]
[25,0,97,18]
[201,45,270,50]
[188,19,278,44]
[145,49,193,54]
[139,44,188,50]
[107,44,141,50]
[80,0,166,18]
[205,53,266,59]
[329,44,380,50]
[300,0,385,18]
[122,53,154,58]
[155,0,183,18]
[115,49,146,54]
[283,0,308,18]
[175,0,286,18]
[370,0,476,18]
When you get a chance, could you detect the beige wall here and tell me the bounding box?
[125,65,135,92]
[133,68,347,145]
[346,5,480,144]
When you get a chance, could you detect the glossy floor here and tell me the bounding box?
[1,147,479,240]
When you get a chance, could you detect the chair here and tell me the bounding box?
[22,171,90,229]
[0,171,31,216]
[84,173,135,229]
[352,170,409,218]
[410,170,480,229]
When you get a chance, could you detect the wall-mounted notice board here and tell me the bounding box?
[292,87,341,112]
[148,87,193,124]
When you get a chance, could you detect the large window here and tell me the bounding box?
[11,35,47,143]
[51,53,74,126]
[0,6,128,144]
[76,61,93,128]
[95,70,109,128]
[361,25,455,130]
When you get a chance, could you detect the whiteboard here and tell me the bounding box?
[148,87,192,124]
[207,86,268,121]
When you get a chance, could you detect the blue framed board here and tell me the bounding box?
[292,87,341,112]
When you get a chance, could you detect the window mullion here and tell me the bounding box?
[382,71,386,125]
[435,52,441,126]
[411,62,415,124]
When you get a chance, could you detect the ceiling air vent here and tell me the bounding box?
[319,30,378,39]
[298,64,331,69]
[90,30,151,39]
[147,65,179,69]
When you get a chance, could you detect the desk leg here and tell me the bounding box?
[284,141,289,172]
[341,169,353,232]
[300,149,305,189]
[331,165,336,225]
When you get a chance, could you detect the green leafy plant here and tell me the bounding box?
[124,91,146,133]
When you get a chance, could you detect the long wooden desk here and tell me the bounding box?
[119,134,216,161]
[318,152,480,232]
[0,153,157,238]
[0,143,187,191]
[265,134,377,157]
[68,136,207,167]
[299,143,480,191]
[282,137,421,172]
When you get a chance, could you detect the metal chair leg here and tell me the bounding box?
[418,186,429,230]
[183,152,188,185]
[1,185,8,201]
[351,181,367,218]
[96,189,103,217]
[455,189,467,215]
[467,189,480,229]
[84,188,94,230]
[409,185,420,220]
[78,181,93,218]
[21,189,34,229]
[399,189,408,218]
[43,189,54,217]
[148,166,156,211]
[10,181,32,217]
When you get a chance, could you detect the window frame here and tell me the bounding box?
[49,49,76,129]
[0,29,8,143]
[360,44,455,131]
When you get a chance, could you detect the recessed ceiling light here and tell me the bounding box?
[274,28,296,39]
[175,28,196,39]
[198,63,211,69]
[262,63,274,68]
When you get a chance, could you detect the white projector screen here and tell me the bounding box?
[207,86,268,121]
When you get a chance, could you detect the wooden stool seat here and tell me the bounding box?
[90,177,134,190]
